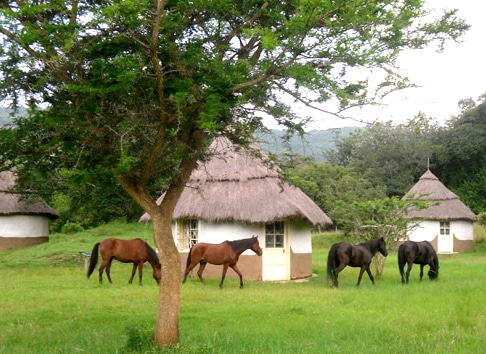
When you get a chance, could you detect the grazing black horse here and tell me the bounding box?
[398,240,439,284]
[327,237,388,288]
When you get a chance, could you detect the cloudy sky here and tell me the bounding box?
[288,0,485,130]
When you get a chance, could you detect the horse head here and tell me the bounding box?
[428,255,439,280]
[153,264,162,285]
[378,237,388,257]
[427,268,439,280]
[250,235,263,256]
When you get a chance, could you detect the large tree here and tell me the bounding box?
[0,0,468,347]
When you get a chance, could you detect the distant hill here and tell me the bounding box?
[0,107,358,161]
[256,127,359,161]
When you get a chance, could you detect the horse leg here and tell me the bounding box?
[399,265,405,284]
[183,259,202,283]
[333,262,347,288]
[196,261,207,284]
[105,260,113,284]
[230,264,244,289]
[219,264,230,289]
[419,264,425,281]
[128,263,137,284]
[138,262,144,286]
[99,259,110,284]
[98,264,105,284]
[405,262,413,284]
[364,266,375,285]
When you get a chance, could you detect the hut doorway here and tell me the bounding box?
[262,221,289,281]
[438,221,453,253]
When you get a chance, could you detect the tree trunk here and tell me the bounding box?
[119,130,206,347]
[152,208,181,346]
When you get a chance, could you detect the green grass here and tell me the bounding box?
[1,222,486,353]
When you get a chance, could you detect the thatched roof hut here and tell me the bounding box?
[404,169,475,221]
[141,135,331,281]
[0,170,58,250]
[403,169,475,253]
[140,136,332,226]
[0,171,59,220]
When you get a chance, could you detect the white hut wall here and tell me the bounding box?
[406,220,474,252]
[451,220,474,252]
[176,220,262,281]
[407,220,437,243]
[288,220,313,279]
[0,215,50,250]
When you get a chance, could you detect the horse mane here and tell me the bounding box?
[228,237,255,252]
[145,242,160,265]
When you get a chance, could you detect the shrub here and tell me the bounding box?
[60,221,84,234]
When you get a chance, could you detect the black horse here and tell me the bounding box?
[327,237,388,288]
[398,240,439,284]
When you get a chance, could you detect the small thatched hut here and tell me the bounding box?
[403,169,476,253]
[140,135,332,281]
[0,170,59,250]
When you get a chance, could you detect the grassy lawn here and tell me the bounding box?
[1,222,485,353]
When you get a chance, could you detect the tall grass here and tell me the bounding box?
[1,222,486,353]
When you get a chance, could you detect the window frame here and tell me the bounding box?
[177,219,198,250]
[265,221,285,248]
[439,221,450,235]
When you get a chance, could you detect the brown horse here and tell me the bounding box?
[182,235,263,289]
[327,237,388,288]
[87,238,161,285]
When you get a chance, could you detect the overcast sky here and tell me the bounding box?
[286,0,485,130]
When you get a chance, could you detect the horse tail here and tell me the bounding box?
[326,244,339,282]
[185,246,193,271]
[87,242,100,278]
[397,243,405,274]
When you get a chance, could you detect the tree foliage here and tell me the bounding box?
[0,0,468,347]
[325,115,441,196]
[286,162,386,227]
[433,99,486,213]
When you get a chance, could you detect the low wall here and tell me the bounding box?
[0,236,48,251]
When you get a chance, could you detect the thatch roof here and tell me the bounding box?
[140,136,332,226]
[0,170,59,220]
[403,169,475,221]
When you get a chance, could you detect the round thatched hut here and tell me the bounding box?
[403,169,476,253]
[0,170,59,250]
[140,135,332,281]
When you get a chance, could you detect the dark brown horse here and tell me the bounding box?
[182,235,263,289]
[87,238,161,285]
[398,240,439,284]
[327,237,388,288]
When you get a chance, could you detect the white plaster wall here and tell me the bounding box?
[173,219,313,255]
[407,220,474,241]
[452,220,474,241]
[288,221,312,253]
[173,221,262,255]
[407,220,437,242]
[0,215,50,237]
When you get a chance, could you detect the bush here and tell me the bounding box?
[476,212,486,226]
[60,221,84,234]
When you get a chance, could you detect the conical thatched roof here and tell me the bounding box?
[404,169,475,221]
[140,136,332,226]
[0,170,59,220]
